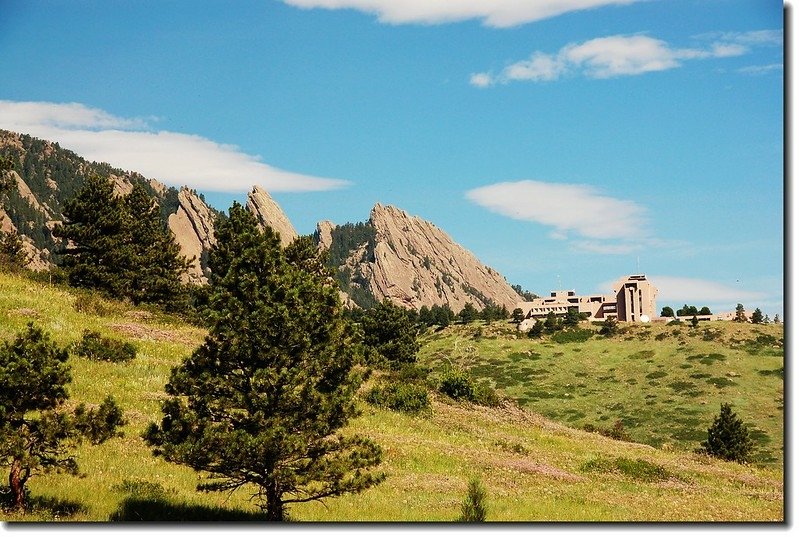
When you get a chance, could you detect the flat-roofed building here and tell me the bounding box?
[516,274,657,329]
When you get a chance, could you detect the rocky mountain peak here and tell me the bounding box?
[325,203,522,311]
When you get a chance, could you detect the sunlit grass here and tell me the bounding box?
[0,271,784,522]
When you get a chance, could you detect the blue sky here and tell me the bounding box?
[0,0,785,316]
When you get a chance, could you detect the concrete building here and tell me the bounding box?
[517,274,658,330]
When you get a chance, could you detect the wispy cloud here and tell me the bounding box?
[0,100,349,193]
[641,276,767,304]
[281,0,643,28]
[738,63,783,75]
[465,180,648,244]
[472,30,781,86]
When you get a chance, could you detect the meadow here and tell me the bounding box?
[0,271,784,522]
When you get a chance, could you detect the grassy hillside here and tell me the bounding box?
[418,320,784,467]
[0,271,784,522]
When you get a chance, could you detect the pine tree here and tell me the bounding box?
[361,299,420,369]
[733,303,747,323]
[512,308,525,323]
[458,302,479,324]
[458,477,487,522]
[750,308,764,324]
[123,182,190,307]
[0,229,29,270]
[144,203,384,521]
[700,402,754,463]
[53,174,130,296]
[54,176,189,307]
[0,324,125,510]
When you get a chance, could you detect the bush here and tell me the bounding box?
[457,477,487,522]
[365,381,430,414]
[439,368,476,401]
[438,368,500,407]
[552,328,593,344]
[580,457,671,482]
[73,330,137,363]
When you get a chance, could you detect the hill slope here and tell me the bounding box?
[0,270,783,522]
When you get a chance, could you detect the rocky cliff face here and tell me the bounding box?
[247,186,297,247]
[324,204,522,311]
[167,188,218,283]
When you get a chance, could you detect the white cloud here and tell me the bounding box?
[738,63,783,75]
[465,180,648,241]
[644,276,767,304]
[469,72,493,88]
[0,100,349,193]
[281,0,643,28]
[471,33,757,86]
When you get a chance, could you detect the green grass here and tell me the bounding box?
[0,271,784,522]
[418,319,784,467]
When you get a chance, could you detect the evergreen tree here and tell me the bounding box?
[700,403,754,463]
[660,306,674,318]
[361,300,420,369]
[0,229,29,270]
[0,324,124,510]
[526,319,544,338]
[431,304,455,327]
[54,176,189,307]
[734,303,747,323]
[599,316,619,337]
[0,155,13,193]
[124,182,190,307]
[691,315,700,328]
[699,306,712,315]
[511,308,525,324]
[563,308,581,327]
[750,308,764,324]
[773,314,780,324]
[458,302,479,324]
[543,311,561,333]
[53,174,130,295]
[144,203,383,521]
[458,477,487,522]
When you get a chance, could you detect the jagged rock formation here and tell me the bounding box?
[315,220,335,251]
[167,188,218,283]
[322,204,522,311]
[247,186,297,247]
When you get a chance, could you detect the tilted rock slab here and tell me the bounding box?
[168,188,217,284]
[247,185,297,247]
[341,204,522,311]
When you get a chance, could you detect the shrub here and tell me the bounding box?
[457,477,487,522]
[602,420,631,441]
[439,368,476,401]
[552,328,593,344]
[365,381,430,414]
[699,403,754,463]
[73,330,137,363]
[438,368,500,407]
[580,457,671,482]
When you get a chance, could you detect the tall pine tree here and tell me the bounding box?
[124,182,190,307]
[145,203,384,521]
[54,176,189,306]
[53,174,130,296]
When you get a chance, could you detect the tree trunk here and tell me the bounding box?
[8,459,26,510]
[264,483,285,522]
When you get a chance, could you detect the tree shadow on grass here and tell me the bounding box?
[2,493,87,521]
[109,497,271,522]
